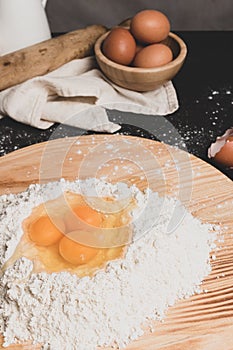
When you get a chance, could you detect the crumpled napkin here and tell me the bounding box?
[0,56,179,132]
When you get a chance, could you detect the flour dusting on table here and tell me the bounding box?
[0,178,217,349]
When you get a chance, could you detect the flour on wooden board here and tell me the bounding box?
[0,178,218,350]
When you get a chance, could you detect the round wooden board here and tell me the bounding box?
[0,134,233,350]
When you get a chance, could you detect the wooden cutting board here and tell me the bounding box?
[0,134,233,350]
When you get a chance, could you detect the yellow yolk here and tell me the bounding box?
[65,205,103,232]
[59,235,98,265]
[29,215,65,246]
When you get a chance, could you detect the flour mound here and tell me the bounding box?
[0,178,216,349]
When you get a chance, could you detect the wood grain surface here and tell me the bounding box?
[0,25,107,91]
[0,135,233,350]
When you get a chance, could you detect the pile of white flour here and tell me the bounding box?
[0,178,217,350]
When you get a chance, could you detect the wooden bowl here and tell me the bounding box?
[94,30,187,92]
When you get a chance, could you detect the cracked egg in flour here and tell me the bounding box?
[3,191,135,277]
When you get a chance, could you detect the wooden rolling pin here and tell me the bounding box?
[0,24,107,91]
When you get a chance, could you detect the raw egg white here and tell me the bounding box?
[133,43,173,68]
[130,9,170,44]
[102,27,136,65]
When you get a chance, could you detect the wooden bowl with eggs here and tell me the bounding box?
[94,29,187,92]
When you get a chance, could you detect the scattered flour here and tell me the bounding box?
[0,178,217,349]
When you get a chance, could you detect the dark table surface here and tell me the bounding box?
[0,31,233,179]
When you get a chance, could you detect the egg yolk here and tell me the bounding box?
[29,215,65,246]
[59,235,98,265]
[65,205,103,232]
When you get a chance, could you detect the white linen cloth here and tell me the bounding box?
[0,56,179,132]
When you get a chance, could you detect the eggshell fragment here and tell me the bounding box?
[208,128,233,168]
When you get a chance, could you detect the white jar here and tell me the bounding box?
[0,0,51,55]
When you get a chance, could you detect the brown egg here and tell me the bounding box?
[212,136,233,167]
[130,9,170,44]
[133,43,173,68]
[102,27,136,65]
